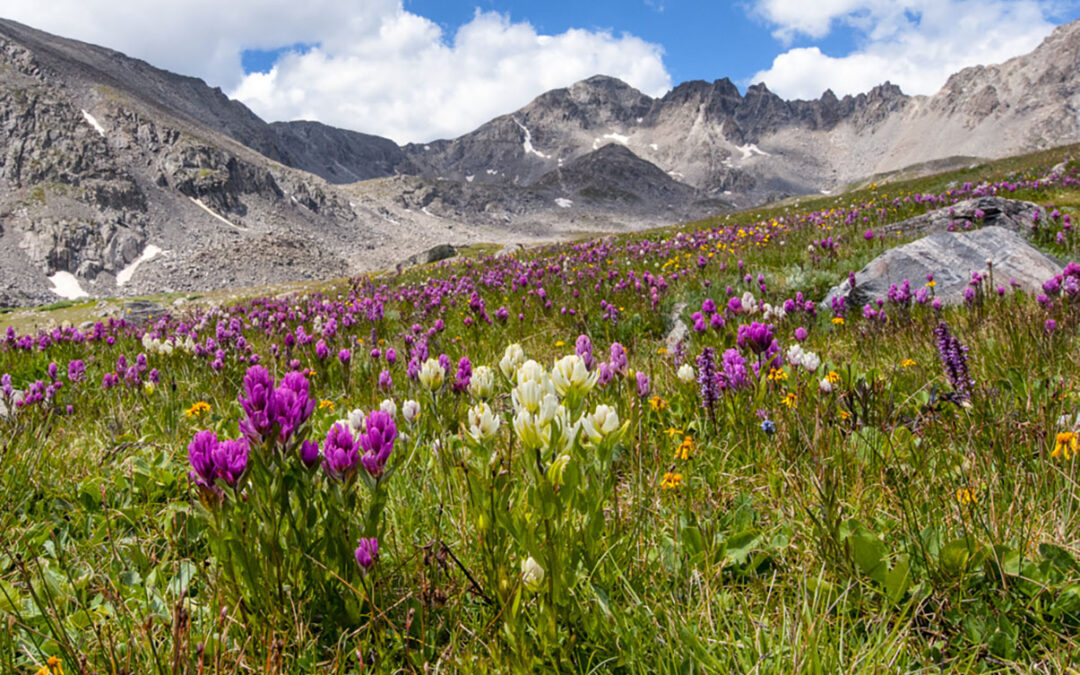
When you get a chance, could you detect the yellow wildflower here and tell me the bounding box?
[664,426,684,439]
[657,347,668,355]
[826,371,841,385]
[956,488,977,506]
[832,317,845,326]
[36,657,64,675]
[649,396,668,412]
[319,399,335,411]
[926,280,936,288]
[838,409,852,420]
[1053,432,1078,460]
[767,368,788,382]
[675,436,693,460]
[185,401,211,418]
[555,340,565,348]
[660,472,683,490]
[900,359,917,368]
[781,392,797,408]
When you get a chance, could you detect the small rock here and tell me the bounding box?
[121,300,165,324]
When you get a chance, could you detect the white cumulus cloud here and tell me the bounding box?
[0,1,670,143]
[750,0,1059,99]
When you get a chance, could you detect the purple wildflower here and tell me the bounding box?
[323,423,360,482]
[609,343,628,374]
[635,371,650,398]
[355,538,378,572]
[575,334,595,370]
[359,410,397,478]
[934,321,973,401]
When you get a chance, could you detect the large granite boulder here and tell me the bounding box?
[821,226,1062,308]
[880,196,1046,238]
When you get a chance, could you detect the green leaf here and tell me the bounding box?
[1039,543,1080,575]
[851,531,888,584]
[0,580,22,614]
[940,538,976,577]
[884,557,911,605]
[167,561,197,598]
[724,529,761,566]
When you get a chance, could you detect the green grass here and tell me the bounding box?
[2,143,1080,673]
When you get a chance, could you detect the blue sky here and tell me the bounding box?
[3,0,1079,141]
[241,1,861,89]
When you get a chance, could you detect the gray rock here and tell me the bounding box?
[880,196,1046,238]
[121,300,164,324]
[821,226,1062,309]
[664,302,689,351]
[399,244,456,269]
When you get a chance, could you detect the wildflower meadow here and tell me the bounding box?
[4,146,1080,672]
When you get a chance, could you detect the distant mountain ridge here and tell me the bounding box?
[1,16,1079,306]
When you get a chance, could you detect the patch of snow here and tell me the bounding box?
[820,189,831,195]
[190,197,245,230]
[466,175,475,183]
[557,158,563,167]
[722,158,734,168]
[667,170,684,179]
[424,145,431,151]
[649,143,658,151]
[81,110,106,137]
[603,132,629,145]
[116,244,163,286]
[636,117,643,124]
[421,206,434,217]
[555,198,573,208]
[737,144,771,159]
[486,169,498,175]
[723,190,733,195]
[513,118,549,159]
[48,271,88,300]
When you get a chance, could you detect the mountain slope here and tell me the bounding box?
[3,17,1080,307]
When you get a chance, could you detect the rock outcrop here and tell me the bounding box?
[821,225,1062,308]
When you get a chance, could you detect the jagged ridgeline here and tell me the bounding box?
[2,17,1080,306]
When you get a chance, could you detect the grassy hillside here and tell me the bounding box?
[2,143,1080,673]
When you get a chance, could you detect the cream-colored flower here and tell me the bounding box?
[468,365,496,399]
[402,399,421,423]
[347,408,366,434]
[379,398,397,418]
[677,364,695,382]
[521,556,545,592]
[467,401,501,441]
[581,404,622,444]
[418,358,445,390]
[551,354,598,397]
[515,359,546,386]
[499,343,526,379]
